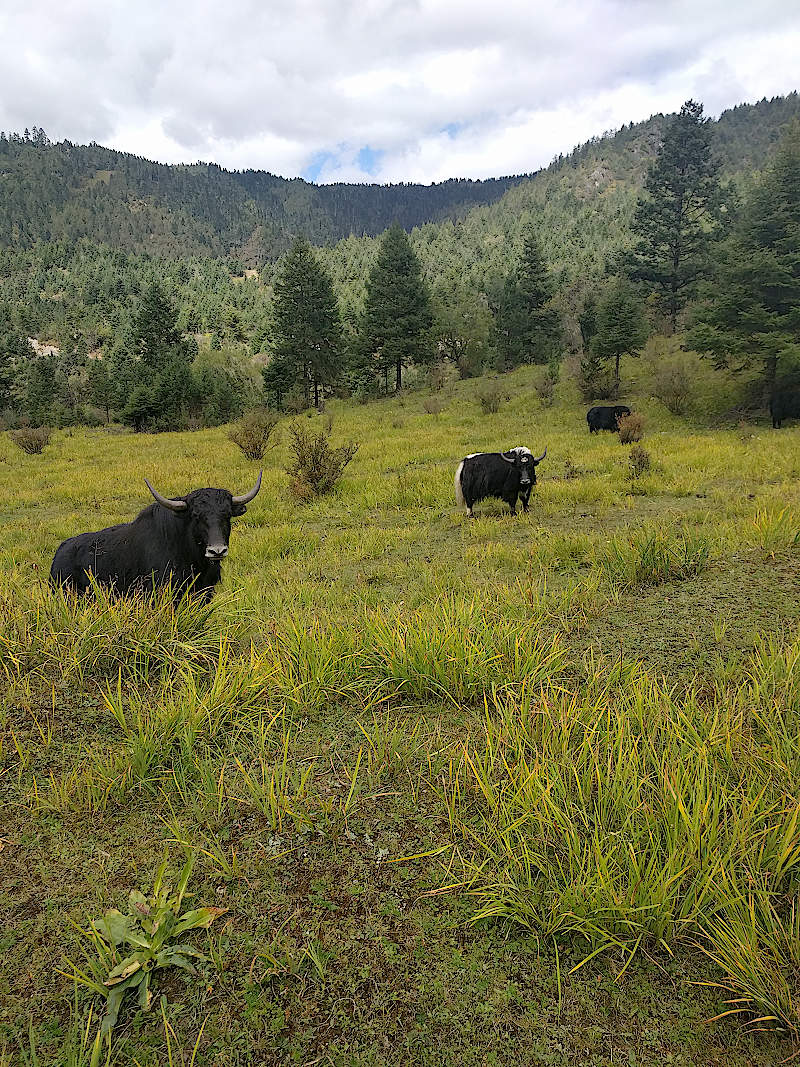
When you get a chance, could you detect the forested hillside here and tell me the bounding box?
[0,131,524,260]
[0,93,798,429]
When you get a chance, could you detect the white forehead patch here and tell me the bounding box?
[508,446,532,456]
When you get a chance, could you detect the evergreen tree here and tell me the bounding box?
[361,223,432,392]
[591,279,649,393]
[628,100,721,331]
[132,281,182,367]
[25,354,58,425]
[494,226,561,369]
[87,358,115,423]
[272,237,342,408]
[578,292,598,351]
[262,354,295,411]
[688,123,800,397]
[122,384,158,433]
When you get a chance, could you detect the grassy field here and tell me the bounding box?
[2,367,800,1065]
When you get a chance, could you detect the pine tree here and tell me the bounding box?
[272,237,342,409]
[688,123,800,397]
[578,293,598,351]
[132,281,182,367]
[361,223,432,392]
[494,226,561,369]
[591,279,649,393]
[87,358,115,423]
[629,100,721,331]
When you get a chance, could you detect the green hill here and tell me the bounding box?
[0,93,798,388]
[0,130,525,261]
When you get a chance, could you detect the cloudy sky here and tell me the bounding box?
[1,0,798,184]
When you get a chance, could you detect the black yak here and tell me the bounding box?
[455,446,546,518]
[587,405,631,433]
[50,472,262,599]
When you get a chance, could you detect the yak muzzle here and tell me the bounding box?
[205,544,229,560]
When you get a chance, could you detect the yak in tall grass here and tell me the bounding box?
[50,473,262,599]
[455,446,546,518]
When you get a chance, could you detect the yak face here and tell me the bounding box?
[504,446,541,489]
[181,489,246,561]
[144,471,262,563]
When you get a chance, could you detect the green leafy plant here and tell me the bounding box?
[285,418,358,501]
[63,854,226,1038]
[227,408,280,461]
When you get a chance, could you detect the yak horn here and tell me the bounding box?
[500,450,516,463]
[144,479,188,512]
[534,446,548,464]
[232,470,263,505]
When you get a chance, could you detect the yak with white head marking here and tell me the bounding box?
[50,472,262,600]
[455,446,547,518]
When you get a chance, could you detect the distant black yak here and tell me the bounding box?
[50,473,262,599]
[770,385,800,428]
[455,446,547,518]
[586,405,632,433]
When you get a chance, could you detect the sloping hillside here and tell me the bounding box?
[315,94,800,312]
[0,133,525,261]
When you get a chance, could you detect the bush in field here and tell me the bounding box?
[652,358,692,414]
[479,384,506,414]
[533,364,558,407]
[627,444,651,478]
[578,351,616,402]
[286,419,358,501]
[228,408,280,460]
[9,426,51,454]
[423,395,445,416]
[618,413,644,443]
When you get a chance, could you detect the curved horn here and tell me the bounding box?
[533,446,548,464]
[232,469,263,506]
[500,450,516,463]
[144,478,188,512]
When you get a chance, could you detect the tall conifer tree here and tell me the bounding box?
[361,223,432,392]
[271,237,342,409]
[688,123,800,396]
[591,279,649,393]
[494,225,561,368]
[629,100,720,331]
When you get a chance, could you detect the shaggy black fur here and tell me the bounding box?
[50,487,249,599]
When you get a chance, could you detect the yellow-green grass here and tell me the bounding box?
[2,366,800,1065]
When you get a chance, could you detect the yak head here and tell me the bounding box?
[501,446,547,489]
[144,471,262,562]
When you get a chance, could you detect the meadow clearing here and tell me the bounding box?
[2,366,800,1065]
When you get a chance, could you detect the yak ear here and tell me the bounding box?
[231,502,247,517]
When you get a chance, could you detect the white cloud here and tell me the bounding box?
[0,0,798,182]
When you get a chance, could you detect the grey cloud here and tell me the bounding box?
[0,0,797,181]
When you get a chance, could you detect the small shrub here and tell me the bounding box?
[533,365,558,407]
[618,413,644,443]
[423,396,445,416]
[627,444,651,479]
[479,384,506,415]
[652,359,691,414]
[427,363,450,392]
[286,420,358,501]
[9,426,51,454]
[228,409,280,461]
[578,354,616,402]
